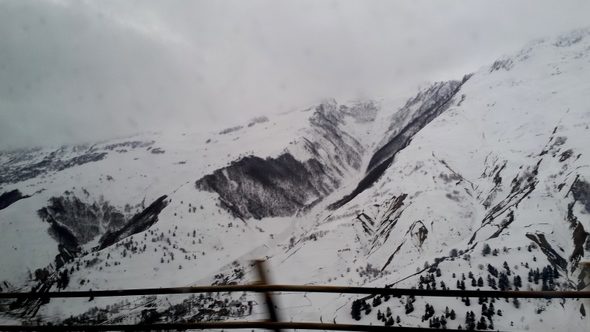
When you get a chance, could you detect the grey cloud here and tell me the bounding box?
[1,0,589,149]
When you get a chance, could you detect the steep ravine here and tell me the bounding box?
[196,102,378,219]
[329,77,470,210]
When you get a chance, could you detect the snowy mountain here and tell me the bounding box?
[1,28,590,330]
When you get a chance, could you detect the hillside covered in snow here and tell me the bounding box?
[1,29,590,330]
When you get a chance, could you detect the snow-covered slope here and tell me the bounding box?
[1,29,590,330]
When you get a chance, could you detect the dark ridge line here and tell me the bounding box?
[0,189,30,211]
[328,77,470,211]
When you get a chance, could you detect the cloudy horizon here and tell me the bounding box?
[1,0,590,150]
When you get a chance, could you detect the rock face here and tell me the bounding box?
[0,149,107,186]
[99,195,168,249]
[571,177,590,213]
[37,194,168,254]
[38,195,126,246]
[0,189,29,210]
[329,77,469,209]
[196,153,331,219]
[196,100,379,219]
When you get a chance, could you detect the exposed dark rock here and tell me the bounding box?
[381,241,406,272]
[487,211,515,240]
[45,217,80,253]
[338,101,379,123]
[370,194,408,253]
[0,189,29,210]
[196,154,332,219]
[308,104,365,171]
[0,149,107,185]
[219,126,243,135]
[196,101,375,219]
[62,290,250,326]
[329,78,469,210]
[554,29,587,47]
[570,223,588,272]
[248,116,269,127]
[525,233,568,271]
[10,195,168,317]
[38,195,126,245]
[328,157,392,211]
[55,244,79,269]
[56,153,107,171]
[489,58,514,72]
[566,182,590,273]
[559,149,574,162]
[482,160,539,226]
[411,220,429,247]
[356,213,374,235]
[571,177,590,213]
[103,140,154,151]
[99,195,168,249]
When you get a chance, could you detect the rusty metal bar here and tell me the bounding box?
[0,321,480,331]
[1,285,589,299]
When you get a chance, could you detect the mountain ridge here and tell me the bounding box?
[0,28,589,330]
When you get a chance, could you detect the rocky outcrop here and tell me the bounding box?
[0,189,29,210]
[38,195,126,245]
[0,149,107,185]
[329,78,469,210]
[571,177,590,213]
[196,153,331,219]
[99,195,168,249]
[37,193,167,259]
[196,101,378,220]
[526,233,568,271]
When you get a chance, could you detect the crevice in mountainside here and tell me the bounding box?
[0,189,30,211]
[328,77,470,210]
[381,240,406,272]
[370,194,408,254]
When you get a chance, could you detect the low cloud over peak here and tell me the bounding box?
[1,0,589,149]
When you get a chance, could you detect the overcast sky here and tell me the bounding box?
[1,0,589,150]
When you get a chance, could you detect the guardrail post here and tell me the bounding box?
[254,259,281,332]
